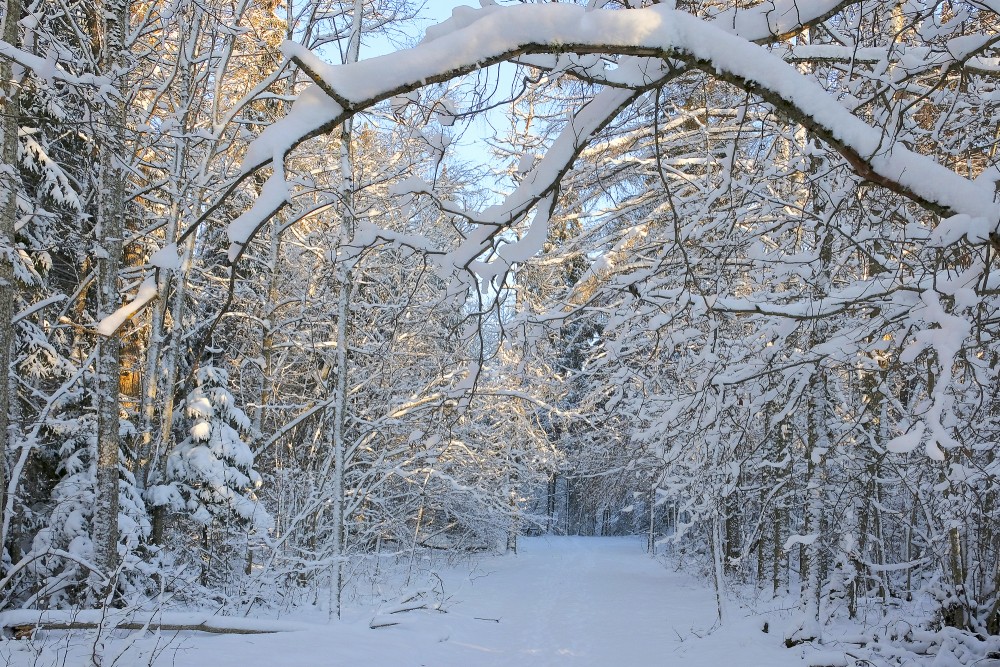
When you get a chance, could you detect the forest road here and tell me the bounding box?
[443,535,692,666]
[166,536,803,667]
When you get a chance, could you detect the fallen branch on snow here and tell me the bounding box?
[369,589,445,629]
[0,610,316,638]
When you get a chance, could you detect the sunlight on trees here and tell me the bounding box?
[1,0,1000,663]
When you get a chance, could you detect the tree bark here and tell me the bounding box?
[92,0,130,580]
[0,0,22,562]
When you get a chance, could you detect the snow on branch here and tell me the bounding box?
[95,276,158,337]
[279,3,998,239]
[0,39,109,86]
[101,1,1000,335]
[783,37,1000,75]
[706,0,854,43]
[458,88,642,280]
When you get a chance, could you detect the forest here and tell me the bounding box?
[0,0,999,663]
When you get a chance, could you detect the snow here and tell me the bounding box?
[497,197,551,264]
[0,537,813,667]
[189,420,212,441]
[805,651,849,667]
[887,422,927,455]
[898,290,972,460]
[148,243,181,270]
[708,0,845,41]
[436,98,458,126]
[227,171,291,262]
[783,533,820,550]
[95,277,158,337]
[387,175,432,196]
[785,41,1000,75]
[185,394,214,419]
[281,6,672,106]
[930,214,989,247]
[24,1,1000,665]
[0,39,107,87]
[240,85,343,173]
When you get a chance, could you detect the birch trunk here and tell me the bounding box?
[330,0,363,618]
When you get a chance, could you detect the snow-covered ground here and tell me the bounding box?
[1,536,825,666]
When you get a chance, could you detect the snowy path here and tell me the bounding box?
[441,535,717,665]
[162,537,801,667]
[3,537,807,666]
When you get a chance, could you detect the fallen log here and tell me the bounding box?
[0,610,316,638]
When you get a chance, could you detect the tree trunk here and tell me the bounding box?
[710,512,727,622]
[92,0,130,581]
[329,0,363,620]
[648,482,656,555]
[0,0,23,562]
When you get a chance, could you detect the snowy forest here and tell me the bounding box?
[0,0,999,664]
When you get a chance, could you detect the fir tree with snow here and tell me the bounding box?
[151,365,272,535]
